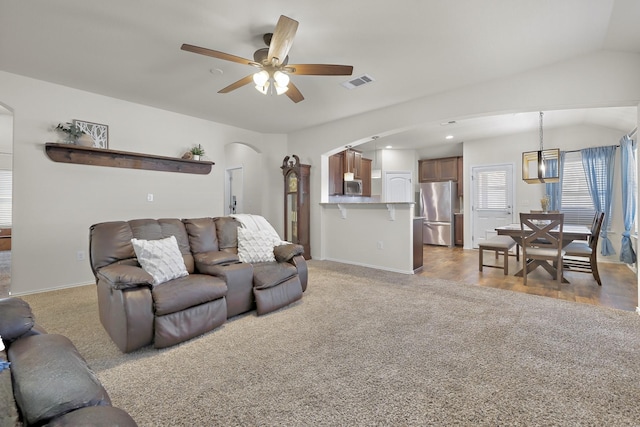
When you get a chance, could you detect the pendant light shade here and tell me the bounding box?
[522,112,560,184]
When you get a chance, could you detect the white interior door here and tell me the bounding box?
[384,171,413,202]
[471,163,514,248]
[225,166,243,215]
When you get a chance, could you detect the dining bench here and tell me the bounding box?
[478,235,519,275]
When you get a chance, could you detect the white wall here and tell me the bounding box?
[0,71,286,295]
[463,123,629,263]
[287,51,640,261]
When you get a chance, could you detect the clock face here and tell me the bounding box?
[288,173,298,193]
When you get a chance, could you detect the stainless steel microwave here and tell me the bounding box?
[344,179,363,196]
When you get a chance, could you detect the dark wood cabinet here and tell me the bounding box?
[361,158,372,196]
[343,149,363,179]
[454,214,464,246]
[282,155,311,259]
[418,159,439,182]
[329,149,372,198]
[328,153,344,195]
[413,218,424,272]
[457,156,464,196]
[418,157,459,183]
[439,157,458,181]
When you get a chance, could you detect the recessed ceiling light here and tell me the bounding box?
[445,135,454,140]
[209,68,224,75]
[385,145,392,149]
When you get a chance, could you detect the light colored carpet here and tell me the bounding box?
[21,260,640,426]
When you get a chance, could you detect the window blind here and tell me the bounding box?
[474,168,508,210]
[0,170,11,227]
[560,151,596,226]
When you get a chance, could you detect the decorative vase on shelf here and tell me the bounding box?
[192,155,200,161]
[77,133,94,147]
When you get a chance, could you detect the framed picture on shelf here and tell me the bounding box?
[73,120,109,148]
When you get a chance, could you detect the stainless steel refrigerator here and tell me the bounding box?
[420,181,457,247]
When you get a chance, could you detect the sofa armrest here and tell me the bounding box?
[96,264,153,290]
[292,255,308,292]
[0,298,34,342]
[274,243,304,263]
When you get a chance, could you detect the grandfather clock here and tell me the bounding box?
[281,155,311,259]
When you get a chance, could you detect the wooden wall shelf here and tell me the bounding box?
[45,143,214,175]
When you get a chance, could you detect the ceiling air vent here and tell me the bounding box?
[341,74,376,89]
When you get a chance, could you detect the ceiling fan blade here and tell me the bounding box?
[286,64,354,76]
[181,43,257,67]
[286,82,304,103]
[218,75,255,93]
[268,15,299,66]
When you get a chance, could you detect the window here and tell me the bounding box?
[0,170,11,227]
[560,151,608,227]
[474,168,509,210]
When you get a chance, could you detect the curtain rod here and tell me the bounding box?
[564,144,619,154]
[629,127,637,138]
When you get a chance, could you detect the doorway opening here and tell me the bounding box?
[225,166,244,215]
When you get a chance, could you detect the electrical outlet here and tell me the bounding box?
[377,241,384,249]
[147,193,154,202]
[76,250,85,261]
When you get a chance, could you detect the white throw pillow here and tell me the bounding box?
[131,235,188,285]
[237,228,279,263]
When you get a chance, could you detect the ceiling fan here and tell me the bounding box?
[181,15,354,103]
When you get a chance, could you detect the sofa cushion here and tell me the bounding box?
[151,274,227,316]
[214,217,241,250]
[0,297,34,342]
[183,217,219,253]
[237,228,280,263]
[131,236,188,285]
[89,221,136,272]
[9,334,111,426]
[252,262,298,290]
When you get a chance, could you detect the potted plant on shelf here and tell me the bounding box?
[55,122,93,146]
[190,144,205,161]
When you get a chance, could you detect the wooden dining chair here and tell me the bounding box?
[520,212,565,285]
[563,211,605,286]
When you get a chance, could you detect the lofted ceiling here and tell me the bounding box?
[0,0,639,144]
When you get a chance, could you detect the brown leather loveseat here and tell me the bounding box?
[1,297,137,426]
[89,216,307,353]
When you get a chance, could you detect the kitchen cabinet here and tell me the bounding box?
[413,218,424,272]
[457,156,464,196]
[361,158,372,196]
[282,155,311,259]
[328,149,372,197]
[418,156,459,183]
[343,149,363,179]
[328,153,344,195]
[454,213,464,246]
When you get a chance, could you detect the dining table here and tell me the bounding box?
[495,223,591,282]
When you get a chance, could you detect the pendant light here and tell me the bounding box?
[344,146,354,181]
[522,111,560,184]
[371,136,382,179]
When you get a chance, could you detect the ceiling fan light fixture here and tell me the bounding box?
[274,70,290,87]
[253,70,269,86]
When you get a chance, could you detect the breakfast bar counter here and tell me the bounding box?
[320,202,419,274]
